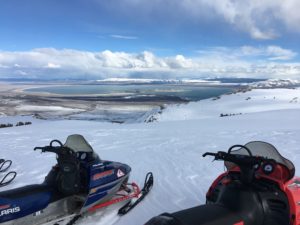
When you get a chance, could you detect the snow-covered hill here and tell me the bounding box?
[1,88,300,225]
[157,88,300,121]
[250,79,300,88]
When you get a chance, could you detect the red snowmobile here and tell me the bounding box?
[145,141,300,225]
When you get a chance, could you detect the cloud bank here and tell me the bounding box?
[95,0,300,40]
[0,47,299,80]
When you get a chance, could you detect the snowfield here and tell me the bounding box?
[1,88,300,225]
[157,88,300,121]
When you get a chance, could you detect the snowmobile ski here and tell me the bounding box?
[0,159,12,172]
[118,172,154,215]
[0,171,17,187]
[0,159,17,187]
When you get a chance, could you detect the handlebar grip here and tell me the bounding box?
[202,152,217,157]
[34,146,55,153]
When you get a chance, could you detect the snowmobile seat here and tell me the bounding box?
[146,204,243,225]
[172,204,243,225]
[0,184,52,199]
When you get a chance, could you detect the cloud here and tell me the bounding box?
[194,0,300,39]
[198,0,279,40]
[15,70,27,76]
[265,46,297,60]
[45,63,61,69]
[95,0,300,40]
[200,45,298,61]
[110,34,138,40]
[0,47,299,80]
[182,0,300,39]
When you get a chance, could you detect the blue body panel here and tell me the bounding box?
[0,191,51,223]
[83,160,131,207]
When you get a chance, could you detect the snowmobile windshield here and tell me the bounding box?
[64,134,94,153]
[225,141,295,180]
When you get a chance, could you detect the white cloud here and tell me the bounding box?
[0,47,299,80]
[198,0,279,40]
[15,70,27,76]
[198,46,297,61]
[45,63,61,69]
[99,0,300,40]
[266,46,297,60]
[110,34,138,40]
[189,0,300,39]
[0,64,9,68]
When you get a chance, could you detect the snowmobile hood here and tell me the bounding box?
[225,141,295,180]
[64,134,94,153]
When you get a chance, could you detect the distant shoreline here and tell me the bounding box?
[1,79,298,123]
[0,82,235,123]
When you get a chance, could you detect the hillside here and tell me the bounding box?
[1,88,300,225]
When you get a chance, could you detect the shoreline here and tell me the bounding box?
[0,82,193,123]
[1,81,298,123]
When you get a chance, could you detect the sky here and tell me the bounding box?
[0,0,300,80]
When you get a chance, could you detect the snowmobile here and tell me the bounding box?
[145,141,300,225]
[0,134,153,225]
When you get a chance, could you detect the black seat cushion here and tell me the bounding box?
[172,204,243,225]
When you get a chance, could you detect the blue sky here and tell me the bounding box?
[0,0,300,80]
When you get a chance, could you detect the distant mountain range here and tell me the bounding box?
[2,77,299,89]
[250,79,300,88]
[93,77,267,85]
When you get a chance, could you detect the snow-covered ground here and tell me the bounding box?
[1,88,300,225]
[157,88,300,121]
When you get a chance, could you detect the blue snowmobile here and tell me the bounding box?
[0,134,153,225]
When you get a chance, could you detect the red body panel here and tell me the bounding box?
[285,178,300,225]
[207,163,300,225]
[233,222,244,225]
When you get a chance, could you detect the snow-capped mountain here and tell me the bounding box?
[250,79,300,88]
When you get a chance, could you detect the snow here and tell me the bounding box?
[1,88,300,225]
[16,105,84,113]
[250,79,300,88]
[157,88,300,121]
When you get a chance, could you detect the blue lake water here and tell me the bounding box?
[26,84,235,101]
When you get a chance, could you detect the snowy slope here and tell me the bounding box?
[250,79,300,88]
[1,88,300,225]
[157,88,300,121]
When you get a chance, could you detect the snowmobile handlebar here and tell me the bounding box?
[203,151,277,184]
[34,145,76,156]
[34,146,61,154]
[34,139,74,156]
[202,151,272,167]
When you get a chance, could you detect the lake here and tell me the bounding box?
[26,84,235,102]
